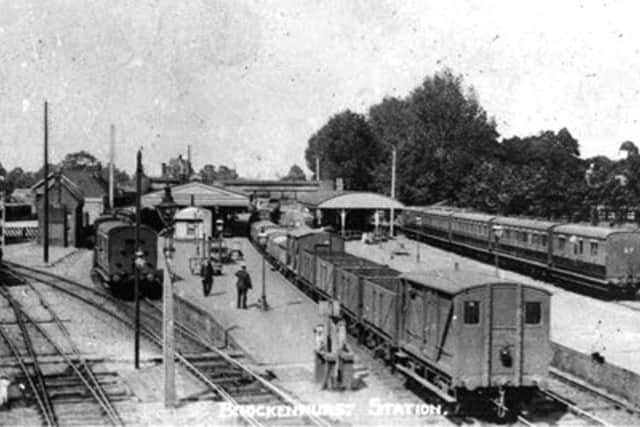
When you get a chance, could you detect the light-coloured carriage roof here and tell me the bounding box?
[451,212,496,222]
[493,216,559,230]
[401,269,549,295]
[408,207,454,216]
[553,223,635,239]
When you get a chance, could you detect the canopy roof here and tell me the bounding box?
[297,191,404,210]
[142,182,249,208]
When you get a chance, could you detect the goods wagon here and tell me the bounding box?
[249,220,552,416]
[286,228,345,275]
[92,216,163,300]
[395,269,551,412]
[313,251,378,298]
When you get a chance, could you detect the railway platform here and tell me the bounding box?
[163,237,446,426]
[2,241,80,268]
[347,235,640,407]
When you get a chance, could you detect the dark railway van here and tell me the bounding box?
[395,269,551,411]
[92,216,163,300]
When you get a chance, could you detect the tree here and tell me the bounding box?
[620,141,639,158]
[199,164,217,184]
[60,150,101,170]
[4,167,37,195]
[368,97,413,195]
[98,166,131,188]
[215,165,239,181]
[197,164,239,183]
[304,110,382,191]
[282,164,306,181]
[393,69,499,204]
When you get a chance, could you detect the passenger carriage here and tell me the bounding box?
[492,217,558,271]
[550,224,640,295]
[449,212,495,252]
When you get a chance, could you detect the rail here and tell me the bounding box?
[0,266,124,426]
[3,261,332,427]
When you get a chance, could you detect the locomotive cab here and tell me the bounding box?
[92,217,163,300]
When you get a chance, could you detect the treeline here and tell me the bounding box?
[304,69,640,221]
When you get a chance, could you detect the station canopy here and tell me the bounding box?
[141,182,249,208]
[297,190,404,210]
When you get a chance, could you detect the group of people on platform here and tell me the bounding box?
[200,258,252,309]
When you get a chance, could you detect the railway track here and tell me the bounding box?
[1,261,333,427]
[0,267,124,426]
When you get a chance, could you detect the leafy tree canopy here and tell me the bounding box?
[282,164,306,181]
[304,110,382,191]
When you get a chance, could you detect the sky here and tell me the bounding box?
[1,0,640,178]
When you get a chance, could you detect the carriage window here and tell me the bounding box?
[541,235,547,247]
[558,237,566,250]
[525,302,541,324]
[579,240,584,254]
[463,301,480,324]
[590,242,598,256]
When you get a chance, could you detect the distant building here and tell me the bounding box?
[31,169,109,246]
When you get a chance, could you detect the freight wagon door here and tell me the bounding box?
[488,285,518,380]
[403,284,427,357]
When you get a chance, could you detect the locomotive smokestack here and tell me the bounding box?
[162,163,167,178]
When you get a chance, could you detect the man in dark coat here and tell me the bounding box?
[200,258,214,296]
[235,265,252,309]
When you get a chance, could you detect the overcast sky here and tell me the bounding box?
[1,0,639,178]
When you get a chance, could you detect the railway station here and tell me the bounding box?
[4,2,640,427]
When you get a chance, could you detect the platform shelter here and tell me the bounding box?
[296,191,404,238]
[172,206,212,240]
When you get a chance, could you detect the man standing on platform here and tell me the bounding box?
[200,257,214,296]
[235,264,252,309]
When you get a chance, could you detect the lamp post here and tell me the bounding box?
[259,244,270,311]
[492,225,504,277]
[0,175,5,258]
[257,227,270,311]
[134,149,142,369]
[155,184,179,408]
[415,216,422,263]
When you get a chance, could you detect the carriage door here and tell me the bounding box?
[489,285,519,379]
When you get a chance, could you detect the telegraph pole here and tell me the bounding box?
[134,149,142,368]
[43,101,49,264]
[390,145,396,237]
[109,124,115,210]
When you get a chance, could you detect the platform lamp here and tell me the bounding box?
[492,225,504,277]
[155,183,179,408]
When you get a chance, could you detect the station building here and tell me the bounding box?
[32,169,109,247]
